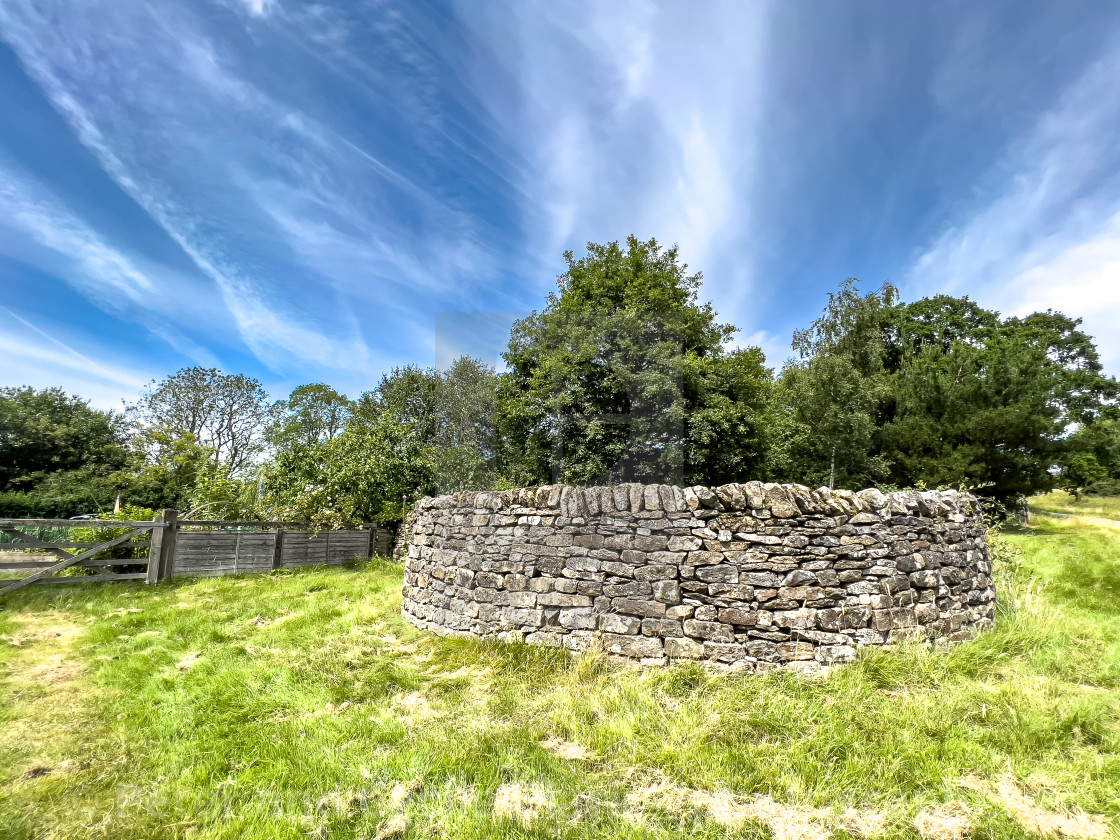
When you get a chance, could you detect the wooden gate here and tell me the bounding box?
[1,510,394,595]
[0,509,176,595]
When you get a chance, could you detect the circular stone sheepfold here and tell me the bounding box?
[399,482,994,672]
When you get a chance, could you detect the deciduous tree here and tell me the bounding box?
[497,236,771,486]
[130,368,272,476]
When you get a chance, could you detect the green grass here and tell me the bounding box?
[1,521,1118,840]
[1029,490,1120,522]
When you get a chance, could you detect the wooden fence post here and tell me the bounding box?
[146,509,178,585]
[366,525,375,558]
[272,528,285,570]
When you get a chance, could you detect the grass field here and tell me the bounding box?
[2,513,1118,840]
[1029,491,1120,525]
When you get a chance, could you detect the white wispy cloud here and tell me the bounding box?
[0,0,456,376]
[0,307,150,407]
[905,39,1120,371]
[458,0,770,321]
[737,329,794,372]
[0,166,150,304]
[0,160,226,367]
[242,0,277,18]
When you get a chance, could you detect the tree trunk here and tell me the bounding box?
[829,443,836,491]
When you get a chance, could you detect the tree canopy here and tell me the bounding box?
[498,236,771,486]
[129,368,272,476]
[0,387,129,517]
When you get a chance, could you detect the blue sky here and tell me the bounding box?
[2,0,1120,408]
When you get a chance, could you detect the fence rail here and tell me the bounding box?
[0,510,394,595]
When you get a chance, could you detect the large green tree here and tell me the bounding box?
[1058,413,1120,497]
[771,280,895,489]
[129,367,273,476]
[880,302,1116,499]
[267,384,352,453]
[0,387,129,517]
[0,387,128,488]
[497,236,771,486]
[358,356,500,493]
[773,282,1117,500]
[264,410,434,528]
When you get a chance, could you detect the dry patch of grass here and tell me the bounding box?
[0,610,94,794]
[1029,491,1120,522]
[388,777,422,808]
[960,776,1111,839]
[371,813,407,840]
[388,690,440,725]
[913,800,973,840]
[839,807,888,837]
[492,781,554,826]
[627,776,870,840]
[175,650,203,670]
[1034,512,1120,532]
[540,736,595,761]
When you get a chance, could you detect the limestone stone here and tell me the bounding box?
[665,637,704,658]
[598,613,641,634]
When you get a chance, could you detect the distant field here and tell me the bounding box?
[2,519,1118,840]
[1030,490,1120,522]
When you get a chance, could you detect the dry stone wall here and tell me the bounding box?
[401,482,994,672]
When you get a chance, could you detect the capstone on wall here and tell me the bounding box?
[400,482,994,672]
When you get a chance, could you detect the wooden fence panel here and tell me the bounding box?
[3,511,397,592]
[278,531,319,568]
[173,532,277,578]
[168,526,391,579]
[372,529,393,556]
[326,531,369,564]
[279,530,368,567]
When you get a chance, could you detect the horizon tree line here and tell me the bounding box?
[2,236,1118,527]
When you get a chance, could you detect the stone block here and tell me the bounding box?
[693,486,722,509]
[687,550,725,565]
[642,617,684,637]
[718,607,765,626]
[777,641,815,661]
[914,602,940,624]
[706,583,757,601]
[598,613,641,634]
[668,535,703,551]
[740,571,781,587]
[665,637,705,658]
[696,564,738,583]
[703,641,747,662]
[613,598,667,618]
[683,619,735,641]
[765,484,800,518]
[565,556,600,573]
[633,535,669,552]
[651,580,681,604]
[605,580,652,598]
[909,570,940,588]
[634,564,678,581]
[779,586,832,603]
[559,608,598,630]
[602,633,664,659]
[896,553,925,573]
[536,592,593,607]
